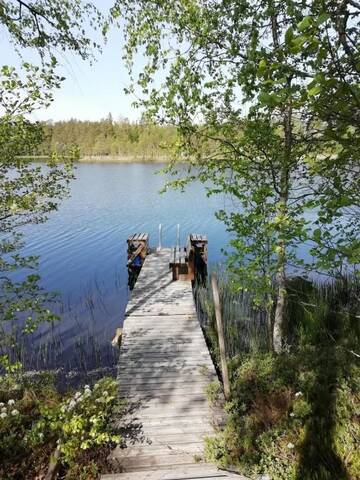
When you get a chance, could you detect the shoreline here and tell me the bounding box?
[19,155,170,164]
[79,155,169,164]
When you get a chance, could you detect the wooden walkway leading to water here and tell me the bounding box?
[103,249,247,480]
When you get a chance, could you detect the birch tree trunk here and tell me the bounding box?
[271,12,292,353]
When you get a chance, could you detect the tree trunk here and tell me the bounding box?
[271,12,292,354]
[273,241,286,353]
[266,293,274,352]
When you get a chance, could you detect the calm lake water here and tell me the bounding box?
[20,163,231,370]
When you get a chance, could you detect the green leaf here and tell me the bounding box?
[285,27,294,45]
[258,91,280,107]
[297,16,312,32]
[308,84,322,96]
[317,12,330,25]
[313,228,321,241]
[257,59,267,75]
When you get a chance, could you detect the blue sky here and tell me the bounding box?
[0,0,143,122]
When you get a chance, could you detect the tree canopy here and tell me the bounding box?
[0,0,105,366]
[115,0,360,351]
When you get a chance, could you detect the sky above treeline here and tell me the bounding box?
[1,0,145,123]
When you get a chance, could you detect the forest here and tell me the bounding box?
[37,117,176,160]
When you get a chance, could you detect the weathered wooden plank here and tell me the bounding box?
[121,410,217,422]
[120,385,208,396]
[101,464,236,480]
[120,417,220,429]
[118,359,215,377]
[102,468,245,480]
[121,333,206,343]
[117,374,216,385]
[119,431,216,446]
[113,442,204,458]
[120,347,210,356]
[110,453,204,470]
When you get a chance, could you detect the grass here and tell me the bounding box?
[196,270,360,480]
[194,268,269,365]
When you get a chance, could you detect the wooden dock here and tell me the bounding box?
[104,247,248,480]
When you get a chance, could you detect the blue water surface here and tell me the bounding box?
[20,163,232,368]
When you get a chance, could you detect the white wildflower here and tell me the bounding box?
[76,395,83,403]
[11,409,19,416]
[103,390,108,397]
[84,388,91,397]
[38,432,44,440]
[287,442,295,449]
[0,402,4,407]
[1,407,7,413]
[0,412,7,419]
[68,400,76,410]
[8,399,15,406]
[290,412,295,417]
[295,391,302,398]
[74,391,82,399]
[84,385,90,389]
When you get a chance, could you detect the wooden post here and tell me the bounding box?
[157,223,162,251]
[176,223,180,248]
[211,272,231,400]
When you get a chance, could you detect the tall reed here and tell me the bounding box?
[195,267,360,362]
[194,266,269,362]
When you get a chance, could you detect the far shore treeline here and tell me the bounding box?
[35,115,176,161]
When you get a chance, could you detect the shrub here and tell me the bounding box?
[205,350,360,480]
[0,373,122,479]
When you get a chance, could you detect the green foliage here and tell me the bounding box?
[117,0,360,352]
[201,274,360,479]
[205,350,359,480]
[1,0,105,62]
[36,118,177,160]
[205,380,222,406]
[0,374,122,479]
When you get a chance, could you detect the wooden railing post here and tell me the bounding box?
[211,272,231,400]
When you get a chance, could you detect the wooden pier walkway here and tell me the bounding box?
[103,248,247,480]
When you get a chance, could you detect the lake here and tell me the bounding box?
[20,163,231,370]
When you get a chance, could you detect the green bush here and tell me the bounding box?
[205,350,360,480]
[0,373,123,479]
